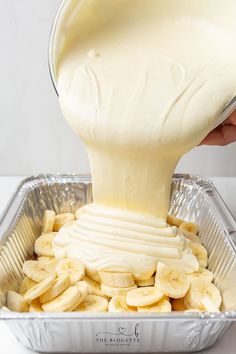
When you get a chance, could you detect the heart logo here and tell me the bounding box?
[119,327,126,334]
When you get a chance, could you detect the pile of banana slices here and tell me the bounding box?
[1,210,222,313]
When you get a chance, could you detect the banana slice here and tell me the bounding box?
[201,296,220,313]
[137,296,171,312]
[67,281,89,311]
[40,275,71,304]
[74,281,89,296]
[188,268,213,283]
[29,299,43,312]
[56,258,85,284]
[53,245,67,260]
[189,236,201,244]
[189,243,208,268]
[84,276,103,297]
[99,271,135,288]
[183,296,194,310]
[7,291,29,312]
[42,286,81,312]
[156,262,166,273]
[179,222,200,242]
[22,260,51,282]
[19,277,37,295]
[74,295,108,312]
[179,222,199,235]
[136,276,155,287]
[101,284,137,298]
[35,232,56,257]
[126,286,164,307]
[156,266,190,299]
[184,279,221,311]
[167,214,184,227]
[38,258,57,276]
[24,276,55,302]
[41,210,56,234]
[183,233,201,244]
[86,268,101,283]
[171,297,186,311]
[83,276,108,299]
[53,213,75,232]
[108,295,136,312]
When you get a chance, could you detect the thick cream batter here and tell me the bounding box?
[53,0,236,280]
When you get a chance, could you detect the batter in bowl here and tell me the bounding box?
[53,0,236,280]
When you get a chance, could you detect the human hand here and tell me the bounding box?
[201,110,236,146]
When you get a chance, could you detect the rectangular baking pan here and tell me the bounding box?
[0,173,236,353]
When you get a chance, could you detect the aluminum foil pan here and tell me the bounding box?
[0,174,236,353]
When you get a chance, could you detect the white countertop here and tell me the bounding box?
[0,176,235,354]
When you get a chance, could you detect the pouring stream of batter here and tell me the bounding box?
[53,0,236,280]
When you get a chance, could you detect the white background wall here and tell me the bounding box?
[0,0,235,176]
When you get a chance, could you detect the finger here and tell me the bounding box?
[225,110,236,125]
[201,124,236,146]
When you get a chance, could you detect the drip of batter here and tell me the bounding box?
[53,0,236,280]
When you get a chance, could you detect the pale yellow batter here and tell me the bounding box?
[53,0,236,280]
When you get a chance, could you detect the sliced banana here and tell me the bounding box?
[136,276,155,287]
[167,214,184,227]
[53,213,75,232]
[7,291,29,312]
[185,309,202,313]
[40,274,71,304]
[35,232,56,257]
[101,284,137,298]
[24,276,55,302]
[38,258,57,276]
[184,233,201,244]
[171,297,186,311]
[99,271,135,288]
[67,281,89,311]
[156,266,190,299]
[29,299,43,312]
[56,258,85,284]
[74,295,108,312]
[86,268,101,283]
[42,286,81,312]
[201,296,220,313]
[126,286,164,307]
[108,295,136,312]
[189,243,208,268]
[22,260,51,282]
[84,276,102,296]
[19,277,37,295]
[74,281,89,301]
[184,279,221,311]
[83,276,108,299]
[188,268,213,283]
[179,222,199,235]
[183,297,194,310]
[179,222,200,242]
[138,296,171,312]
[85,265,101,283]
[41,210,56,234]
[156,262,166,273]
